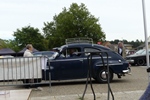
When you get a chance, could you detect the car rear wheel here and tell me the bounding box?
[137,59,145,66]
[96,68,113,83]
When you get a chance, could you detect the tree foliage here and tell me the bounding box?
[3,39,20,52]
[43,3,105,48]
[13,26,47,51]
[0,39,7,49]
[110,39,144,49]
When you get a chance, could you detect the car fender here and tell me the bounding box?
[92,60,113,77]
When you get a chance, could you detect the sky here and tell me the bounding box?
[0,0,150,41]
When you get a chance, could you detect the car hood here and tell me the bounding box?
[126,54,145,58]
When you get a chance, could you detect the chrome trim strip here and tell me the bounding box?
[96,63,123,66]
[51,58,84,62]
[126,59,134,63]
[51,56,111,62]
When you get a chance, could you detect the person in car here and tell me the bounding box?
[70,49,76,57]
[67,49,78,57]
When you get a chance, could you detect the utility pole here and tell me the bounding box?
[142,0,150,81]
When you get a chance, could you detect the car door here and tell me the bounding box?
[107,51,127,73]
[82,47,106,77]
[59,47,84,79]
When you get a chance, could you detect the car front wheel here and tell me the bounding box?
[137,59,145,66]
[96,68,113,83]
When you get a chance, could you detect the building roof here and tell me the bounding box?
[0,48,16,55]
[124,44,133,47]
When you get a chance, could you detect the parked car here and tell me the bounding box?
[126,50,136,56]
[33,51,56,59]
[126,49,149,66]
[42,39,130,83]
[0,55,14,58]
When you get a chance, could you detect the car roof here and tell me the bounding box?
[61,43,111,50]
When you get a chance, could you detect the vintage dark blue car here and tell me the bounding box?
[42,39,130,83]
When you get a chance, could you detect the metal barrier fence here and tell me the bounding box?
[0,56,51,87]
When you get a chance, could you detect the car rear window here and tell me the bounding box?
[84,47,101,56]
[83,47,122,60]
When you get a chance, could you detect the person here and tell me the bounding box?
[103,41,111,48]
[23,44,43,91]
[69,49,75,57]
[116,42,126,58]
[102,41,115,51]
[23,44,33,57]
[68,49,78,57]
[140,83,150,100]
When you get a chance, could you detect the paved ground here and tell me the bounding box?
[28,66,149,100]
[29,90,144,100]
[0,66,149,100]
[0,89,31,100]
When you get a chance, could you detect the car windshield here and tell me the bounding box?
[134,49,150,55]
[135,49,145,54]
[59,45,66,52]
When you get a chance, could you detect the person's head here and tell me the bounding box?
[103,41,111,48]
[118,42,123,48]
[69,49,75,54]
[26,44,33,51]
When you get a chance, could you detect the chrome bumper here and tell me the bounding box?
[123,67,131,74]
[126,59,134,64]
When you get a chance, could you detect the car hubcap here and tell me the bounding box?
[101,71,107,79]
[138,59,145,66]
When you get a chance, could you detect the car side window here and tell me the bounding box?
[62,47,81,58]
[84,47,110,58]
[84,48,101,56]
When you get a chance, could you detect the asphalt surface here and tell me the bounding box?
[29,65,149,100]
[0,66,149,100]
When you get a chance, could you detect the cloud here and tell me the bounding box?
[0,31,14,40]
[0,0,150,41]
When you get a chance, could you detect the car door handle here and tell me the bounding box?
[79,59,83,61]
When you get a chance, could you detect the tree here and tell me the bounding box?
[13,26,47,51]
[110,39,120,44]
[109,39,144,49]
[1,39,20,52]
[0,39,7,49]
[123,39,128,44]
[43,3,105,48]
[132,39,143,48]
